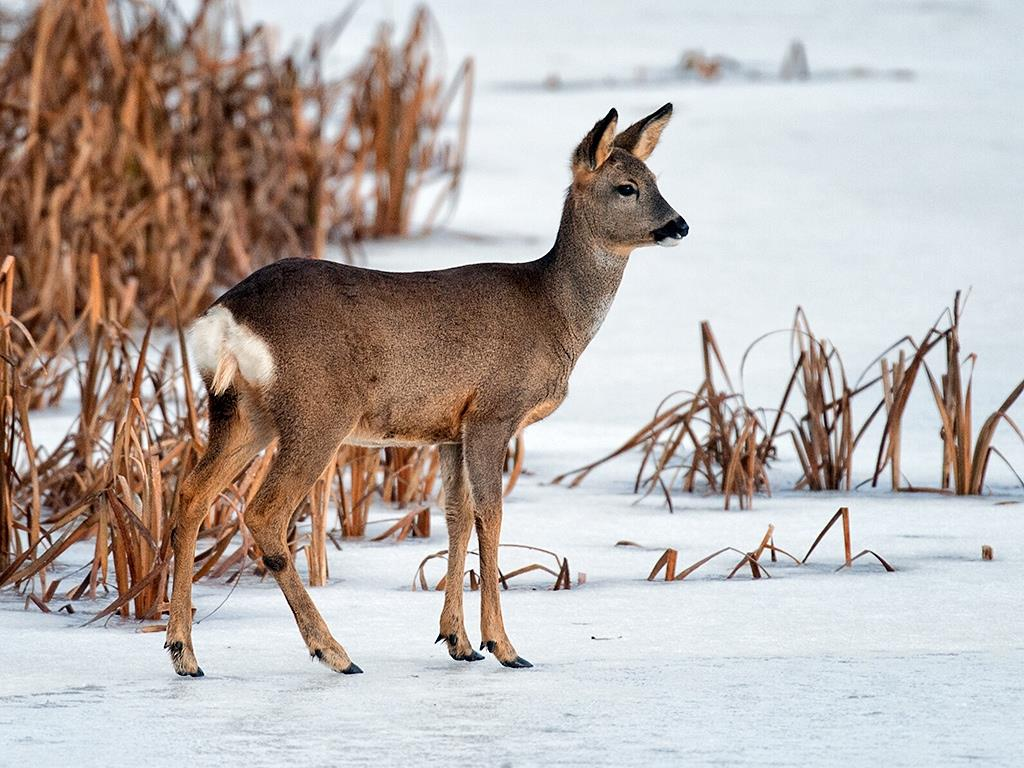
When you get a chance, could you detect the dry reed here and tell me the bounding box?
[561,297,1022,508]
[871,292,1024,494]
[554,322,778,510]
[0,1,483,618]
[413,543,572,592]
[0,0,472,338]
[647,507,892,583]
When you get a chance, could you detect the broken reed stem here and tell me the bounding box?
[413,543,571,592]
[873,291,1024,494]
[658,508,892,583]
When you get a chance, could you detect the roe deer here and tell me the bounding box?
[167,104,687,676]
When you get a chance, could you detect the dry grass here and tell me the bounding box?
[346,6,473,238]
[783,309,857,489]
[646,507,893,583]
[561,297,1022,509]
[554,322,778,510]
[0,1,484,618]
[0,0,472,338]
[871,292,1024,493]
[413,543,572,592]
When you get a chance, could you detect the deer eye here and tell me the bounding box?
[615,184,637,198]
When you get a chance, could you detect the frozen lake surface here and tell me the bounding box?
[3,1,1023,765]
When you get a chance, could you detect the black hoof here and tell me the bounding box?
[176,666,205,678]
[500,656,533,669]
[460,649,484,662]
[341,662,363,675]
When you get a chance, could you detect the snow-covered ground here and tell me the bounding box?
[4,1,1024,765]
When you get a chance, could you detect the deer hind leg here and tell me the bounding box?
[436,442,483,662]
[245,431,361,674]
[166,387,269,677]
[463,422,532,668]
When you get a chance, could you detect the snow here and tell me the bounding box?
[4,1,1024,765]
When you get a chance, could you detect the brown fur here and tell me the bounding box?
[165,105,687,676]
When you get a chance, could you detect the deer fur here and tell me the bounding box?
[166,104,688,676]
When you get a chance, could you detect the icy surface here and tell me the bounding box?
[3,1,1024,765]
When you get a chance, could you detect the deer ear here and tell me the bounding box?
[572,108,618,173]
[613,103,672,161]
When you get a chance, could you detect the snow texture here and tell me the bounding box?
[3,1,1024,766]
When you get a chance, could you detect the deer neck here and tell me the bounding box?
[539,199,630,360]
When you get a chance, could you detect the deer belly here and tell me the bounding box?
[346,394,472,447]
[518,397,563,431]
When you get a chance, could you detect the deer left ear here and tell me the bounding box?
[572,108,618,174]
[613,103,672,161]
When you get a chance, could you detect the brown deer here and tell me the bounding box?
[166,104,687,676]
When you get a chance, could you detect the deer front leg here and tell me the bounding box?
[463,423,532,669]
[436,443,484,661]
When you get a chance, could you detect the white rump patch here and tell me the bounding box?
[187,305,275,394]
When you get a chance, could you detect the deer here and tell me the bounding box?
[166,104,688,677]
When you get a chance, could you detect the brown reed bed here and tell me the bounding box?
[0,0,472,340]
[554,322,778,510]
[560,297,1023,509]
[871,291,1024,493]
[0,1,479,619]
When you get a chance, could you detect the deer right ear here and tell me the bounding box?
[572,108,618,174]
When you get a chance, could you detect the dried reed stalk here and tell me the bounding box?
[872,292,1024,493]
[651,507,891,583]
[783,308,885,491]
[554,322,779,509]
[346,6,474,238]
[413,543,571,592]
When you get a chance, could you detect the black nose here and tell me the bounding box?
[652,216,689,242]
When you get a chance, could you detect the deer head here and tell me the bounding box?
[569,103,688,255]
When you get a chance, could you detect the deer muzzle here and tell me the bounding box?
[652,216,689,247]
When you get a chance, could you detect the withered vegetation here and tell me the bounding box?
[0,0,471,333]
[559,296,1023,508]
[0,1,489,621]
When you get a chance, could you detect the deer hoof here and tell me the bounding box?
[440,633,480,661]
[166,640,204,677]
[312,647,361,674]
[500,656,533,669]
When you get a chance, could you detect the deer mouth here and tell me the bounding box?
[652,217,689,247]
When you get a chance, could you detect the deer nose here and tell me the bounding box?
[653,216,688,247]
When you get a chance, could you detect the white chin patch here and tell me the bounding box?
[656,236,682,247]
